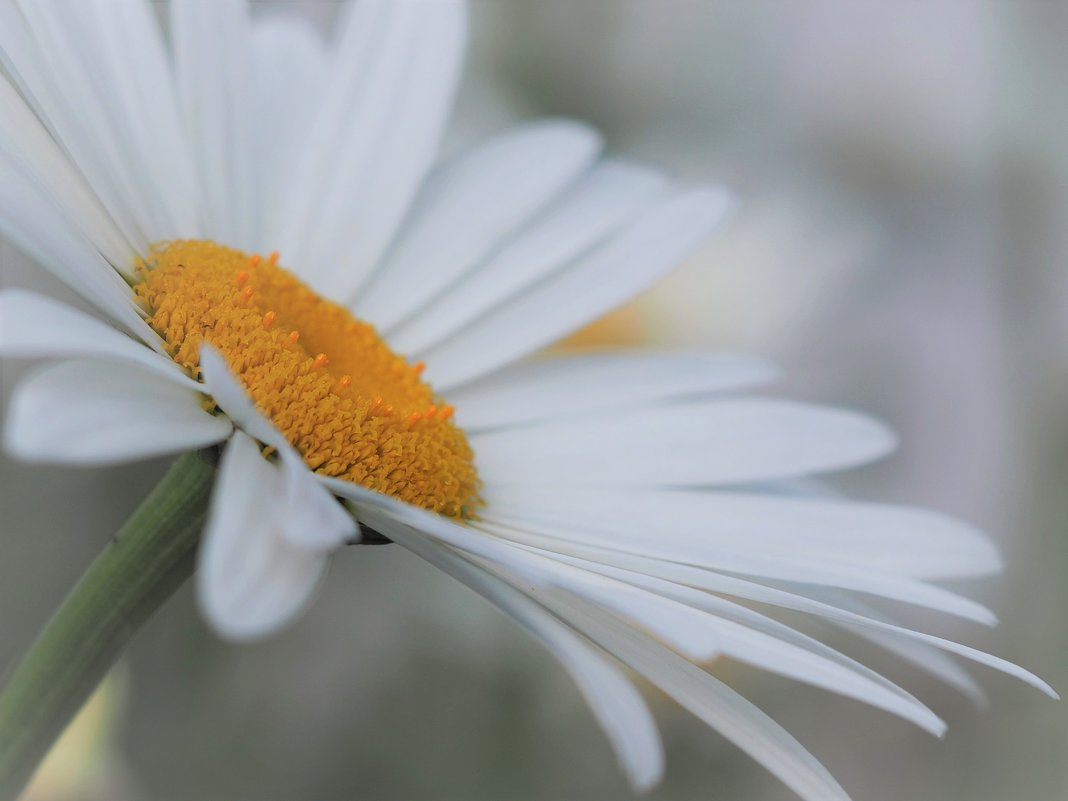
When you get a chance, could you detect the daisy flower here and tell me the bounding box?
[0,2,1053,799]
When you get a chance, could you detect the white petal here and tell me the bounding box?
[537,595,853,801]
[483,484,1002,580]
[0,72,134,271]
[325,474,962,717]
[462,522,944,735]
[251,17,328,254]
[197,345,282,447]
[363,513,664,793]
[319,471,1056,697]
[0,290,197,389]
[171,0,256,247]
[0,147,155,344]
[278,0,467,300]
[480,516,995,625]
[14,0,199,240]
[5,359,231,464]
[542,552,946,735]
[472,398,896,488]
[360,495,726,666]
[422,188,733,391]
[275,446,357,552]
[0,2,149,251]
[388,160,670,355]
[539,545,1058,699]
[451,353,778,431]
[197,431,328,641]
[354,120,603,330]
[811,589,986,705]
[197,345,356,551]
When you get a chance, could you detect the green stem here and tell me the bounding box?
[0,450,217,800]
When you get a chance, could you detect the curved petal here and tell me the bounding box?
[13,0,199,241]
[0,147,155,344]
[171,0,255,247]
[421,187,733,391]
[278,0,467,300]
[0,72,134,271]
[388,160,669,355]
[481,484,1003,581]
[539,595,853,801]
[354,120,603,330]
[450,352,779,431]
[251,16,328,254]
[0,290,197,389]
[198,346,356,551]
[197,431,328,641]
[366,515,664,793]
[471,398,897,488]
[4,359,231,464]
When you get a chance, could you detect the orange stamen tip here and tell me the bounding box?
[412,361,426,375]
[313,353,329,368]
[288,330,300,343]
[382,405,394,417]
[408,412,423,427]
[236,270,249,287]
[247,254,262,268]
[426,405,438,418]
[369,396,383,411]
[440,405,455,420]
[339,375,352,389]
[241,286,254,300]
[262,310,277,328]
[267,251,279,266]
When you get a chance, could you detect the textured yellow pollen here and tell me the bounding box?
[134,240,482,519]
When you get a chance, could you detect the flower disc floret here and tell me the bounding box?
[135,240,481,519]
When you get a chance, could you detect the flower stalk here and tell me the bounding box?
[0,450,217,800]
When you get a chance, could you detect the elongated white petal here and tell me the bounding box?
[5,359,231,464]
[0,2,148,252]
[0,72,134,270]
[0,290,197,389]
[279,0,466,300]
[197,346,281,446]
[362,513,664,793]
[466,522,945,734]
[323,473,965,717]
[483,484,1002,580]
[479,515,995,625]
[251,17,328,255]
[0,147,155,344]
[473,398,896,488]
[171,0,255,247]
[518,540,1057,699]
[198,431,328,640]
[531,550,946,735]
[389,160,670,355]
[451,353,778,431]
[811,589,986,704]
[354,495,721,666]
[355,120,603,330]
[537,595,853,801]
[15,0,199,240]
[321,473,1056,695]
[198,346,356,551]
[274,446,358,552]
[422,188,733,391]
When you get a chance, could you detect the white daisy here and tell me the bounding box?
[0,2,1053,799]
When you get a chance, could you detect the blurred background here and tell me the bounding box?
[2,1,1066,799]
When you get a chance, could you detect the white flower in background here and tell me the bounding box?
[0,2,1053,800]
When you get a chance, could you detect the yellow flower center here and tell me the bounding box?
[134,240,482,519]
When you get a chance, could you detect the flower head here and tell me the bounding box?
[0,1,1053,799]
